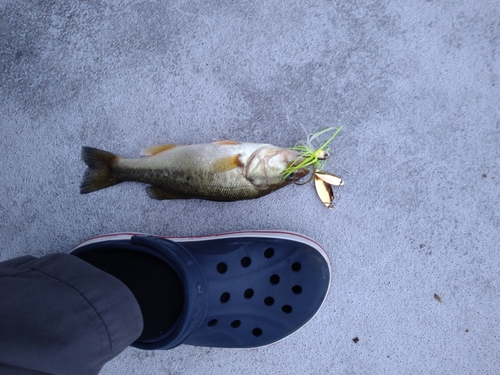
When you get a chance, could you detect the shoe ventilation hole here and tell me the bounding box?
[217,262,228,274]
[264,297,275,306]
[264,248,274,258]
[252,328,263,337]
[241,256,251,267]
[207,319,218,327]
[270,274,280,285]
[231,320,241,328]
[244,288,254,299]
[282,305,293,314]
[220,292,230,303]
[292,285,303,294]
[291,262,302,272]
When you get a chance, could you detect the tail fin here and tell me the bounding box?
[80,147,121,194]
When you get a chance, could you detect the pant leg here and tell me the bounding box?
[0,253,143,375]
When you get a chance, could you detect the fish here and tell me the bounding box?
[80,141,310,201]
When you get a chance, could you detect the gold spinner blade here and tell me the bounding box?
[315,171,344,186]
[314,174,335,209]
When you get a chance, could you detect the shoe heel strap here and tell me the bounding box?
[130,236,208,350]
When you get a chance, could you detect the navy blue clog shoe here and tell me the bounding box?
[71,231,331,350]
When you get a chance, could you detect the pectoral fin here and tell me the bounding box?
[211,154,243,173]
[141,144,178,156]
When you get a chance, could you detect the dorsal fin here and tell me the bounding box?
[214,140,241,145]
[140,144,178,156]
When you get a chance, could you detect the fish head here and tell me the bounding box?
[244,146,310,191]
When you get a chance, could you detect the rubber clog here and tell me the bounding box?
[71,231,331,350]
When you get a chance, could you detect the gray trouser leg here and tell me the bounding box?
[0,253,143,375]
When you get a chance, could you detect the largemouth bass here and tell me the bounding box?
[80,141,309,201]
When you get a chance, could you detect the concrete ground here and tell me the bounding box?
[1,1,499,374]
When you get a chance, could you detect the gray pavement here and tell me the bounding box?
[1,1,499,374]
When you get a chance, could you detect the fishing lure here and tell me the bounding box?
[315,171,344,209]
[282,126,344,209]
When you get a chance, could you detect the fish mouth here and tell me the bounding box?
[285,167,311,184]
[244,147,310,189]
[282,151,310,183]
